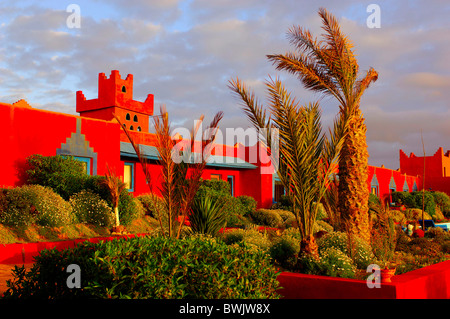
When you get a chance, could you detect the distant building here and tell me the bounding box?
[400,148,450,196]
[0,70,429,209]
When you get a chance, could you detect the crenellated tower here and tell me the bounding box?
[76,70,154,132]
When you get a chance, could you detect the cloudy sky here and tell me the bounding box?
[0,0,449,169]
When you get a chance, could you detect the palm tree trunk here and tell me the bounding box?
[114,206,120,228]
[300,235,319,260]
[338,109,371,244]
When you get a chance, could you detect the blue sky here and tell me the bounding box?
[1,0,449,169]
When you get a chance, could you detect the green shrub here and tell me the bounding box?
[3,236,281,299]
[237,195,257,216]
[392,191,436,216]
[195,179,249,227]
[269,233,300,269]
[25,154,88,200]
[69,190,114,227]
[221,229,245,245]
[275,209,296,227]
[314,219,334,233]
[431,191,450,217]
[391,191,411,206]
[221,228,271,251]
[189,194,226,237]
[137,193,166,219]
[117,191,144,226]
[250,209,283,228]
[0,185,74,227]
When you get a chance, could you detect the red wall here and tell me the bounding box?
[0,102,122,187]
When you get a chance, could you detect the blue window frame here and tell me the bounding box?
[74,156,91,175]
[227,175,234,197]
[124,162,135,192]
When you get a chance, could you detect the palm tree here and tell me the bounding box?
[267,7,378,243]
[229,76,347,258]
[100,165,127,229]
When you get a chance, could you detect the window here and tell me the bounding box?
[74,156,91,175]
[126,113,131,121]
[211,174,221,180]
[227,176,234,196]
[133,115,138,122]
[124,162,135,192]
[403,180,409,192]
[370,174,379,196]
[389,177,396,204]
[130,125,134,130]
[122,85,127,93]
[137,126,142,132]
[274,180,285,202]
[412,181,418,192]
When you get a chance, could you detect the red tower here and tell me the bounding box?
[76,70,154,132]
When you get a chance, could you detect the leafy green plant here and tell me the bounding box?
[370,204,397,267]
[195,179,250,227]
[4,236,281,299]
[117,191,144,226]
[189,194,226,237]
[237,196,257,216]
[431,191,450,217]
[25,154,88,200]
[269,233,301,269]
[69,190,114,227]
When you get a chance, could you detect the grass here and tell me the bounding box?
[0,216,160,245]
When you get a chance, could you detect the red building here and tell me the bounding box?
[400,148,450,196]
[0,70,426,208]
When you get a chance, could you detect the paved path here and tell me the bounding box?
[0,263,33,296]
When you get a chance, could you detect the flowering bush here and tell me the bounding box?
[0,185,74,227]
[319,247,357,278]
[318,231,374,269]
[297,247,357,279]
[69,190,114,227]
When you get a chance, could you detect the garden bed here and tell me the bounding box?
[2,235,450,299]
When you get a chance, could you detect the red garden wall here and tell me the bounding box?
[278,260,450,299]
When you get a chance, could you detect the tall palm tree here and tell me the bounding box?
[267,7,378,243]
[114,107,223,238]
[229,76,347,258]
